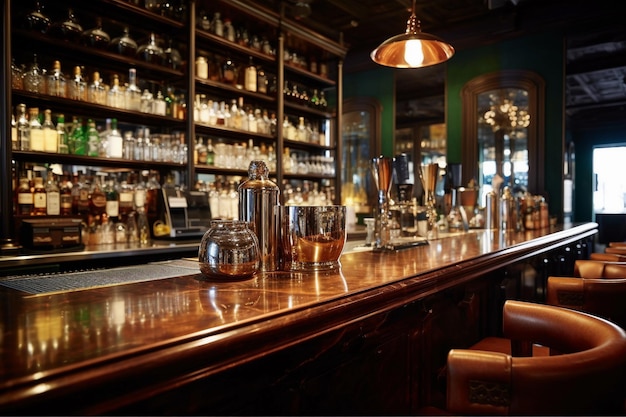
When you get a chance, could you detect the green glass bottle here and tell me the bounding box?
[69,116,86,155]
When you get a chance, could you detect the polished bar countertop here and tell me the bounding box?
[0,223,597,412]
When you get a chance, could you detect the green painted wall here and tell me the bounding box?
[344,32,567,216]
[344,67,395,157]
[447,32,565,216]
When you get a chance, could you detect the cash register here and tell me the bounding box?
[156,186,212,239]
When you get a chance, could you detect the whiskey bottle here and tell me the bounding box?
[16,177,33,216]
[42,109,57,153]
[46,171,61,216]
[60,173,73,216]
[32,176,47,215]
[89,175,107,218]
[29,107,45,152]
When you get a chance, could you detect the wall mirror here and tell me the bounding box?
[341,97,382,215]
[461,69,545,205]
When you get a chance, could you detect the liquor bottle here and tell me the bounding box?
[257,67,267,94]
[32,175,47,215]
[154,91,167,116]
[223,18,235,42]
[80,17,110,49]
[296,116,307,141]
[163,38,182,70]
[230,99,242,130]
[42,109,57,153]
[107,74,125,109]
[109,26,137,57]
[86,119,100,157]
[11,113,17,151]
[46,171,61,216]
[89,175,107,218]
[99,118,112,157]
[47,60,67,98]
[107,118,124,158]
[244,57,257,92]
[28,107,44,152]
[16,104,29,151]
[137,32,164,65]
[69,117,86,155]
[23,1,51,33]
[206,138,215,166]
[211,12,223,37]
[125,68,141,111]
[104,177,120,223]
[23,54,44,94]
[60,173,73,216]
[16,177,33,216]
[69,66,87,101]
[76,172,91,218]
[196,137,207,164]
[118,174,135,222]
[56,114,69,154]
[48,8,82,42]
[222,56,237,85]
[88,71,107,105]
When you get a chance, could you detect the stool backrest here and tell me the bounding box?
[446,300,626,415]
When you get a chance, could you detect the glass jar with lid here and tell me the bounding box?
[198,220,260,280]
[47,8,83,42]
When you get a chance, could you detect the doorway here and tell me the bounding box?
[593,146,626,214]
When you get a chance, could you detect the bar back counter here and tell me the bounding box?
[0,223,596,415]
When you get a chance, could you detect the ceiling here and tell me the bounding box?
[275,0,625,128]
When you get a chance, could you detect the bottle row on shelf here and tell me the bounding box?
[12,57,187,119]
[195,52,330,111]
[20,3,185,69]
[14,166,161,224]
[197,9,331,78]
[192,94,329,146]
[12,103,188,163]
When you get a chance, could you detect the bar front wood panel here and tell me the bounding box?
[0,224,597,415]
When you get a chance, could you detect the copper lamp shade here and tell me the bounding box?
[370,2,454,68]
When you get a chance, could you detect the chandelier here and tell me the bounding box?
[483,98,530,132]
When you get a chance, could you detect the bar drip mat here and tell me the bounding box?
[0,259,200,295]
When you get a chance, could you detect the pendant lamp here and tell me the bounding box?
[370,0,454,68]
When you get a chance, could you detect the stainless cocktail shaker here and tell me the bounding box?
[238,160,280,272]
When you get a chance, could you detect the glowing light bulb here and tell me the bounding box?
[404,39,424,67]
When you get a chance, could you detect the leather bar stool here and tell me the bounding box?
[547,276,626,329]
[605,246,626,255]
[444,300,626,415]
[574,259,626,278]
[590,252,626,261]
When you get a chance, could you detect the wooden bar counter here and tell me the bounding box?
[0,223,597,415]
